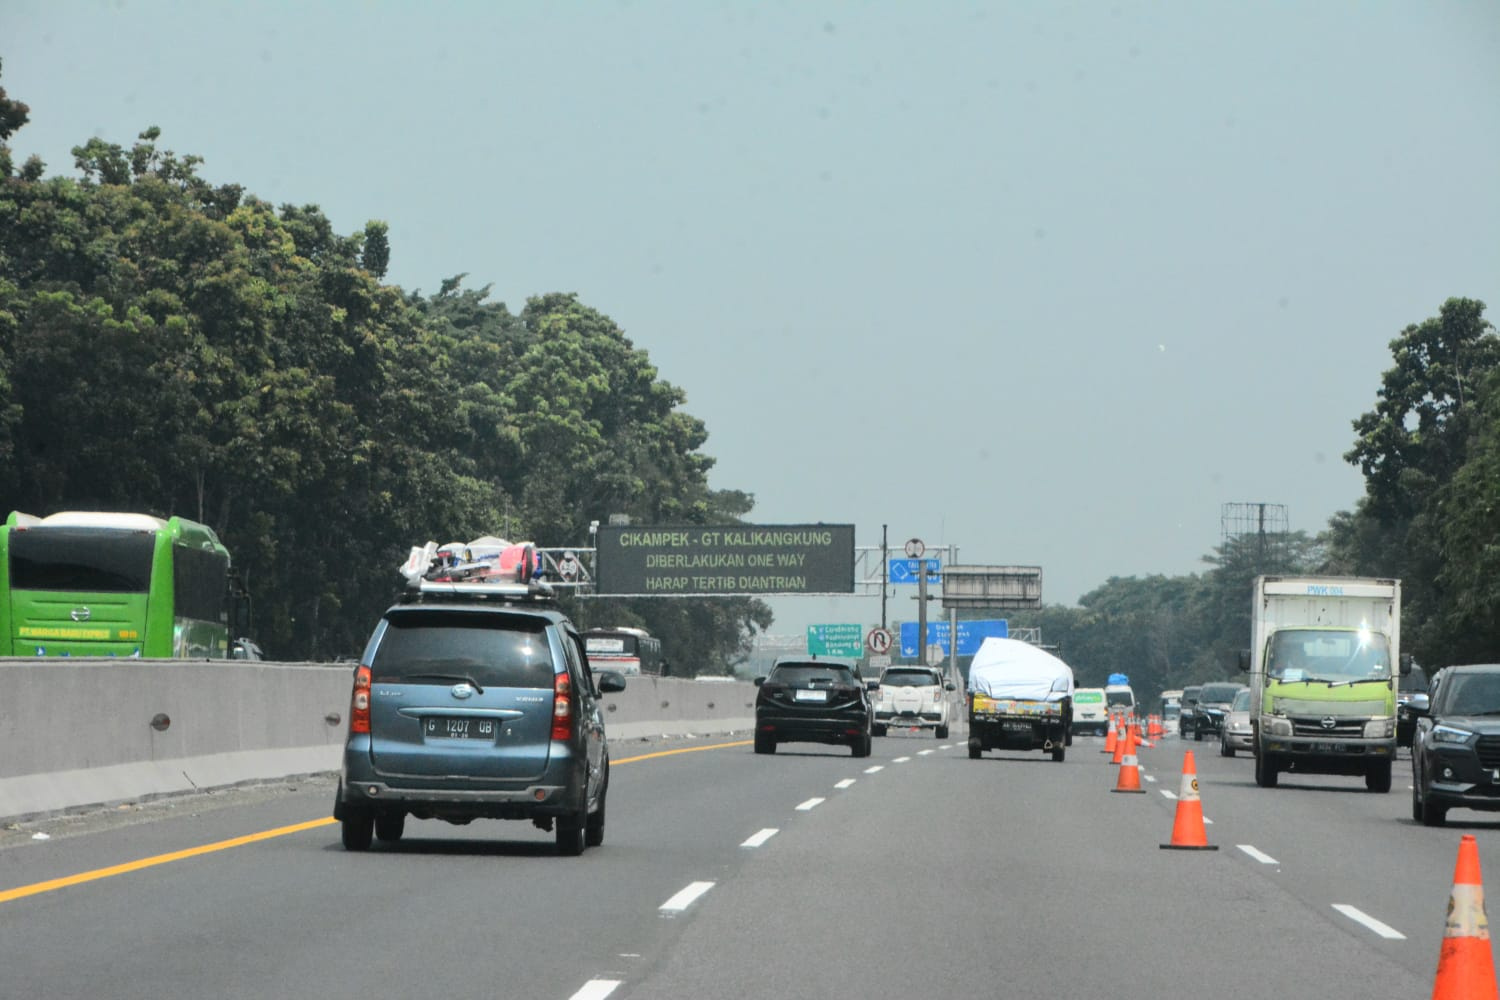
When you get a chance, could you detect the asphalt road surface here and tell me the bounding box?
[0,727,1490,999]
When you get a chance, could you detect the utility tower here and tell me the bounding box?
[1220,502,1291,575]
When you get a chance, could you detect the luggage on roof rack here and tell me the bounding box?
[400,537,544,587]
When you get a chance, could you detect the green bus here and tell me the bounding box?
[0,510,240,658]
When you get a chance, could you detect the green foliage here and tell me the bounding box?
[0,118,749,662]
[1335,298,1499,665]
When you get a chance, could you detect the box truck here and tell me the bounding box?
[1240,576,1409,792]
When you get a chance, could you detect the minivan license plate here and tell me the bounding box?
[425,717,495,740]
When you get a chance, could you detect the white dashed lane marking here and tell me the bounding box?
[863,766,884,774]
[834,779,856,789]
[1333,904,1406,940]
[569,980,621,1000]
[1237,844,1279,865]
[741,828,778,848]
[660,881,715,915]
[796,797,825,811]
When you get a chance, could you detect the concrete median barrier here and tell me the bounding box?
[0,660,755,820]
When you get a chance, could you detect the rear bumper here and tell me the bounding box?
[758,712,868,744]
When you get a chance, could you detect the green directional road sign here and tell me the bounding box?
[806,623,864,658]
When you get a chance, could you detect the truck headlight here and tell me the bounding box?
[1265,717,1293,737]
[1363,718,1395,739]
[1433,724,1479,746]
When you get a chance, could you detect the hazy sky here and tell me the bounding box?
[6,2,1499,636]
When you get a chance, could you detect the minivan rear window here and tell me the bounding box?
[372,611,555,688]
[772,664,855,685]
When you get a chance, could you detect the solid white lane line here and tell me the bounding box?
[893,756,912,763]
[741,828,778,848]
[835,778,856,789]
[660,881,715,915]
[796,797,825,811]
[570,980,621,1000]
[864,765,884,774]
[1238,844,1279,865]
[1333,904,1406,940]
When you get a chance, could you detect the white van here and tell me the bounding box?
[1104,683,1136,717]
[1072,688,1109,735]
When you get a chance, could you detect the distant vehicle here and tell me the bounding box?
[0,510,244,658]
[582,626,664,676]
[1410,664,1500,826]
[1188,682,1247,742]
[1397,662,1431,748]
[1178,686,1203,738]
[1240,575,1409,792]
[754,658,875,756]
[334,551,626,854]
[1072,688,1109,735]
[966,638,1074,762]
[1159,689,1183,729]
[1220,688,1253,757]
[872,665,954,738]
[1104,678,1136,717]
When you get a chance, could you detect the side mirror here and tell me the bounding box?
[866,680,880,691]
[1408,693,1430,715]
[596,671,626,694]
[945,681,956,691]
[753,676,766,687]
[1399,653,1413,676]
[1237,649,1250,673]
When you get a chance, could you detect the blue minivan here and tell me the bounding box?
[334,578,626,855]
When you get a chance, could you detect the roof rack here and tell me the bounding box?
[399,578,558,605]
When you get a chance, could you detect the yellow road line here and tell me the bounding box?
[0,817,336,905]
[613,739,750,764]
[1,740,748,905]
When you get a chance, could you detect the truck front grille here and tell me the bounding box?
[1289,717,1366,739]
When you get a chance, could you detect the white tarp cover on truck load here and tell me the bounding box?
[968,637,1075,701]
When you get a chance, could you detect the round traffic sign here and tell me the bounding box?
[867,627,893,654]
[904,538,925,559]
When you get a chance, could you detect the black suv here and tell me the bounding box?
[1190,682,1247,741]
[334,577,626,854]
[1411,664,1500,826]
[754,658,877,756]
[1177,685,1202,738]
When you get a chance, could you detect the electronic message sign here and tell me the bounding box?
[594,524,856,596]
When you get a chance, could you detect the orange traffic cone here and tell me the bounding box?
[1102,716,1118,755]
[1111,722,1129,764]
[1160,751,1217,850]
[1432,834,1499,1000]
[1149,715,1163,739]
[1112,731,1146,794]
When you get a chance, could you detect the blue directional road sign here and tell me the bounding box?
[898,619,1008,657]
[887,558,942,585]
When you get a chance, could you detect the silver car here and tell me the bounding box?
[1220,687,1253,757]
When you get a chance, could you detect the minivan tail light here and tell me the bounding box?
[351,665,372,734]
[552,672,574,741]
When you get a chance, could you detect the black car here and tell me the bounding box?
[1190,682,1247,741]
[1397,662,1431,748]
[334,575,626,854]
[1411,664,1500,826]
[1177,685,1203,738]
[754,658,877,756]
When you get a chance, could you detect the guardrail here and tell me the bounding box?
[0,660,756,820]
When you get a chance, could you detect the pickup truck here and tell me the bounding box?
[966,637,1074,762]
